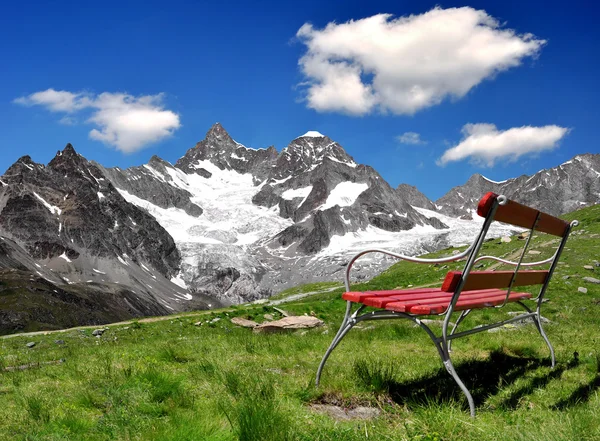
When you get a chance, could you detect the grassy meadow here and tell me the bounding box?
[0,204,599,440]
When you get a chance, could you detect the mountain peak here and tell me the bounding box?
[206,122,231,139]
[299,131,325,138]
[48,143,85,172]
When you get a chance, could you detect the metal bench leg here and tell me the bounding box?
[316,321,356,386]
[533,310,555,368]
[440,346,476,417]
[447,310,471,352]
[316,302,364,386]
[519,301,556,368]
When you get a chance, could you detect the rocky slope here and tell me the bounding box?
[436,154,600,218]
[0,145,215,332]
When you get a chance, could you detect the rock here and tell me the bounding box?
[252,299,269,305]
[583,265,594,270]
[92,329,105,337]
[501,236,512,243]
[230,317,258,328]
[475,263,485,269]
[518,231,530,240]
[583,277,600,284]
[193,321,203,326]
[310,404,380,421]
[263,314,274,321]
[562,275,570,280]
[578,287,588,294]
[26,342,35,348]
[253,316,324,333]
[54,340,65,345]
[272,307,289,317]
[528,250,541,255]
[452,249,460,255]
[209,317,221,324]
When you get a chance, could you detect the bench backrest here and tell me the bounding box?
[446,192,576,310]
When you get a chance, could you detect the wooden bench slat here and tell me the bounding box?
[441,270,549,292]
[385,290,532,315]
[342,288,440,303]
[477,192,569,237]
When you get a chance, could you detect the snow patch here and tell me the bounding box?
[321,182,368,210]
[59,252,71,263]
[97,192,105,200]
[93,268,106,274]
[300,131,325,138]
[33,192,62,215]
[281,186,313,200]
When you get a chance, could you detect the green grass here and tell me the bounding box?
[0,204,599,440]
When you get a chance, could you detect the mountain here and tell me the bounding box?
[0,144,215,332]
[99,124,449,304]
[436,153,600,218]
[396,184,437,211]
[2,123,597,333]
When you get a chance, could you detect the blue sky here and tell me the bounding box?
[1,0,598,200]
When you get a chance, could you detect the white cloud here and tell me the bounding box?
[14,88,181,153]
[296,7,545,115]
[58,116,77,126]
[13,89,91,112]
[397,132,426,145]
[438,123,570,167]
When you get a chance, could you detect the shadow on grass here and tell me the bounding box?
[552,375,600,409]
[497,355,580,410]
[382,350,553,410]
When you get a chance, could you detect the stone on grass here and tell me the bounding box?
[562,275,570,280]
[55,340,65,345]
[230,317,258,328]
[578,287,588,294]
[583,277,600,284]
[263,314,274,321]
[92,329,105,337]
[26,342,35,348]
[253,316,324,333]
[528,250,541,255]
[272,307,289,317]
[501,236,512,243]
[583,265,594,270]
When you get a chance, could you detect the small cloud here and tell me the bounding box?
[437,123,570,167]
[59,116,77,126]
[296,7,545,115]
[397,132,426,145]
[14,88,181,153]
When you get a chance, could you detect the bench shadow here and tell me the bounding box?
[497,356,579,410]
[387,350,551,409]
[552,374,600,410]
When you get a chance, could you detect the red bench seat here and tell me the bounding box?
[342,287,532,315]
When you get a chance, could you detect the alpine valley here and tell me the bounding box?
[1,123,599,334]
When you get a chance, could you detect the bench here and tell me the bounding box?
[316,192,578,417]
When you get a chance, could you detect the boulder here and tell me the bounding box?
[253,316,324,333]
[230,317,259,328]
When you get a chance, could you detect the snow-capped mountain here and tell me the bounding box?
[1,123,597,332]
[436,153,600,218]
[0,144,215,332]
[99,123,449,303]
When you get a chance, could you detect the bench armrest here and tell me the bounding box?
[344,245,474,292]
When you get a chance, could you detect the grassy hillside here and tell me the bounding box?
[0,204,599,440]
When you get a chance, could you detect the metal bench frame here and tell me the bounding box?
[316,194,578,417]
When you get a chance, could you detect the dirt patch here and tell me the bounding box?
[310,404,380,421]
